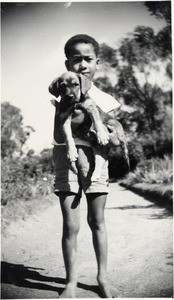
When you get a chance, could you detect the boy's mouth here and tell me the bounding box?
[80,72,90,78]
[81,71,89,75]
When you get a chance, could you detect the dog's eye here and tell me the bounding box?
[60,83,66,90]
[72,83,79,87]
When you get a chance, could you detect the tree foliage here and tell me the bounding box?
[1,102,54,205]
[145,1,171,59]
[94,6,172,176]
[144,1,171,25]
[115,24,172,160]
[1,102,34,158]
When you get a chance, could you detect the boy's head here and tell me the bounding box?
[64,34,100,81]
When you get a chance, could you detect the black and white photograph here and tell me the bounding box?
[1,1,173,298]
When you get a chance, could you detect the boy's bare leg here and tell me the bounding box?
[59,192,81,298]
[86,193,117,298]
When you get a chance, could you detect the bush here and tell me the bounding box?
[121,154,173,186]
[1,157,33,205]
[1,155,54,206]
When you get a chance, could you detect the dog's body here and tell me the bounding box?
[49,71,129,181]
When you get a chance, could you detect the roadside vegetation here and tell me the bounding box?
[1,101,56,232]
[121,155,172,186]
[1,2,172,232]
[119,155,173,210]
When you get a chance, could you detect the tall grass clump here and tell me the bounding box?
[121,154,173,186]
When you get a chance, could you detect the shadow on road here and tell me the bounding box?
[106,204,173,219]
[1,261,100,298]
[106,204,155,210]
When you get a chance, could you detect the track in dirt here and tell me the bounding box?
[1,183,173,298]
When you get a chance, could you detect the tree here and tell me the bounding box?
[117,25,172,157]
[1,102,55,205]
[144,1,171,25]
[1,102,34,158]
[145,2,171,59]
[94,19,172,173]
[39,148,54,174]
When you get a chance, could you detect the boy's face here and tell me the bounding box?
[65,43,100,81]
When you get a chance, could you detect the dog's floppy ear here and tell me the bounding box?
[78,74,91,96]
[48,78,60,98]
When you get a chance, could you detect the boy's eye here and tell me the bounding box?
[73,57,81,63]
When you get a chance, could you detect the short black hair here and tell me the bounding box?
[64,34,99,58]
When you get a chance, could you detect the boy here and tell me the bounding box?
[50,34,120,298]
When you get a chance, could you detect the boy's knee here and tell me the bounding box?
[63,220,80,237]
[87,215,105,232]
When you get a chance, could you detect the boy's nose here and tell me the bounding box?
[79,59,87,69]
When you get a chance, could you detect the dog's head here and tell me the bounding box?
[48,71,91,104]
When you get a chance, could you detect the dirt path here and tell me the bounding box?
[1,183,173,298]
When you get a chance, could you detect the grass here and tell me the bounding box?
[1,175,57,235]
[121,155,172,185]
[120,155,173,210]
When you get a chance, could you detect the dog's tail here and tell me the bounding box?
[121,141,130,172]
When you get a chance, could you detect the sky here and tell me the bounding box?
[1,1,167,153]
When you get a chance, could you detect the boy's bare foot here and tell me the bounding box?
[59,283,76,298]
[97,276,118,298]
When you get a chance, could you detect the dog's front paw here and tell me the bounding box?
[67,147,78,163]
[97,127,109,145]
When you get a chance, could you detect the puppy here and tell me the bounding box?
[49,71,129,181]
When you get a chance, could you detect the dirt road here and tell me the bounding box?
[1,183,173,298]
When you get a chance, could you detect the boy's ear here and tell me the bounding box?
[65,60,70,71]
[96,58,100,70]
[78,74,91,96]
[48,78,60,98]
[96,58,100,64]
